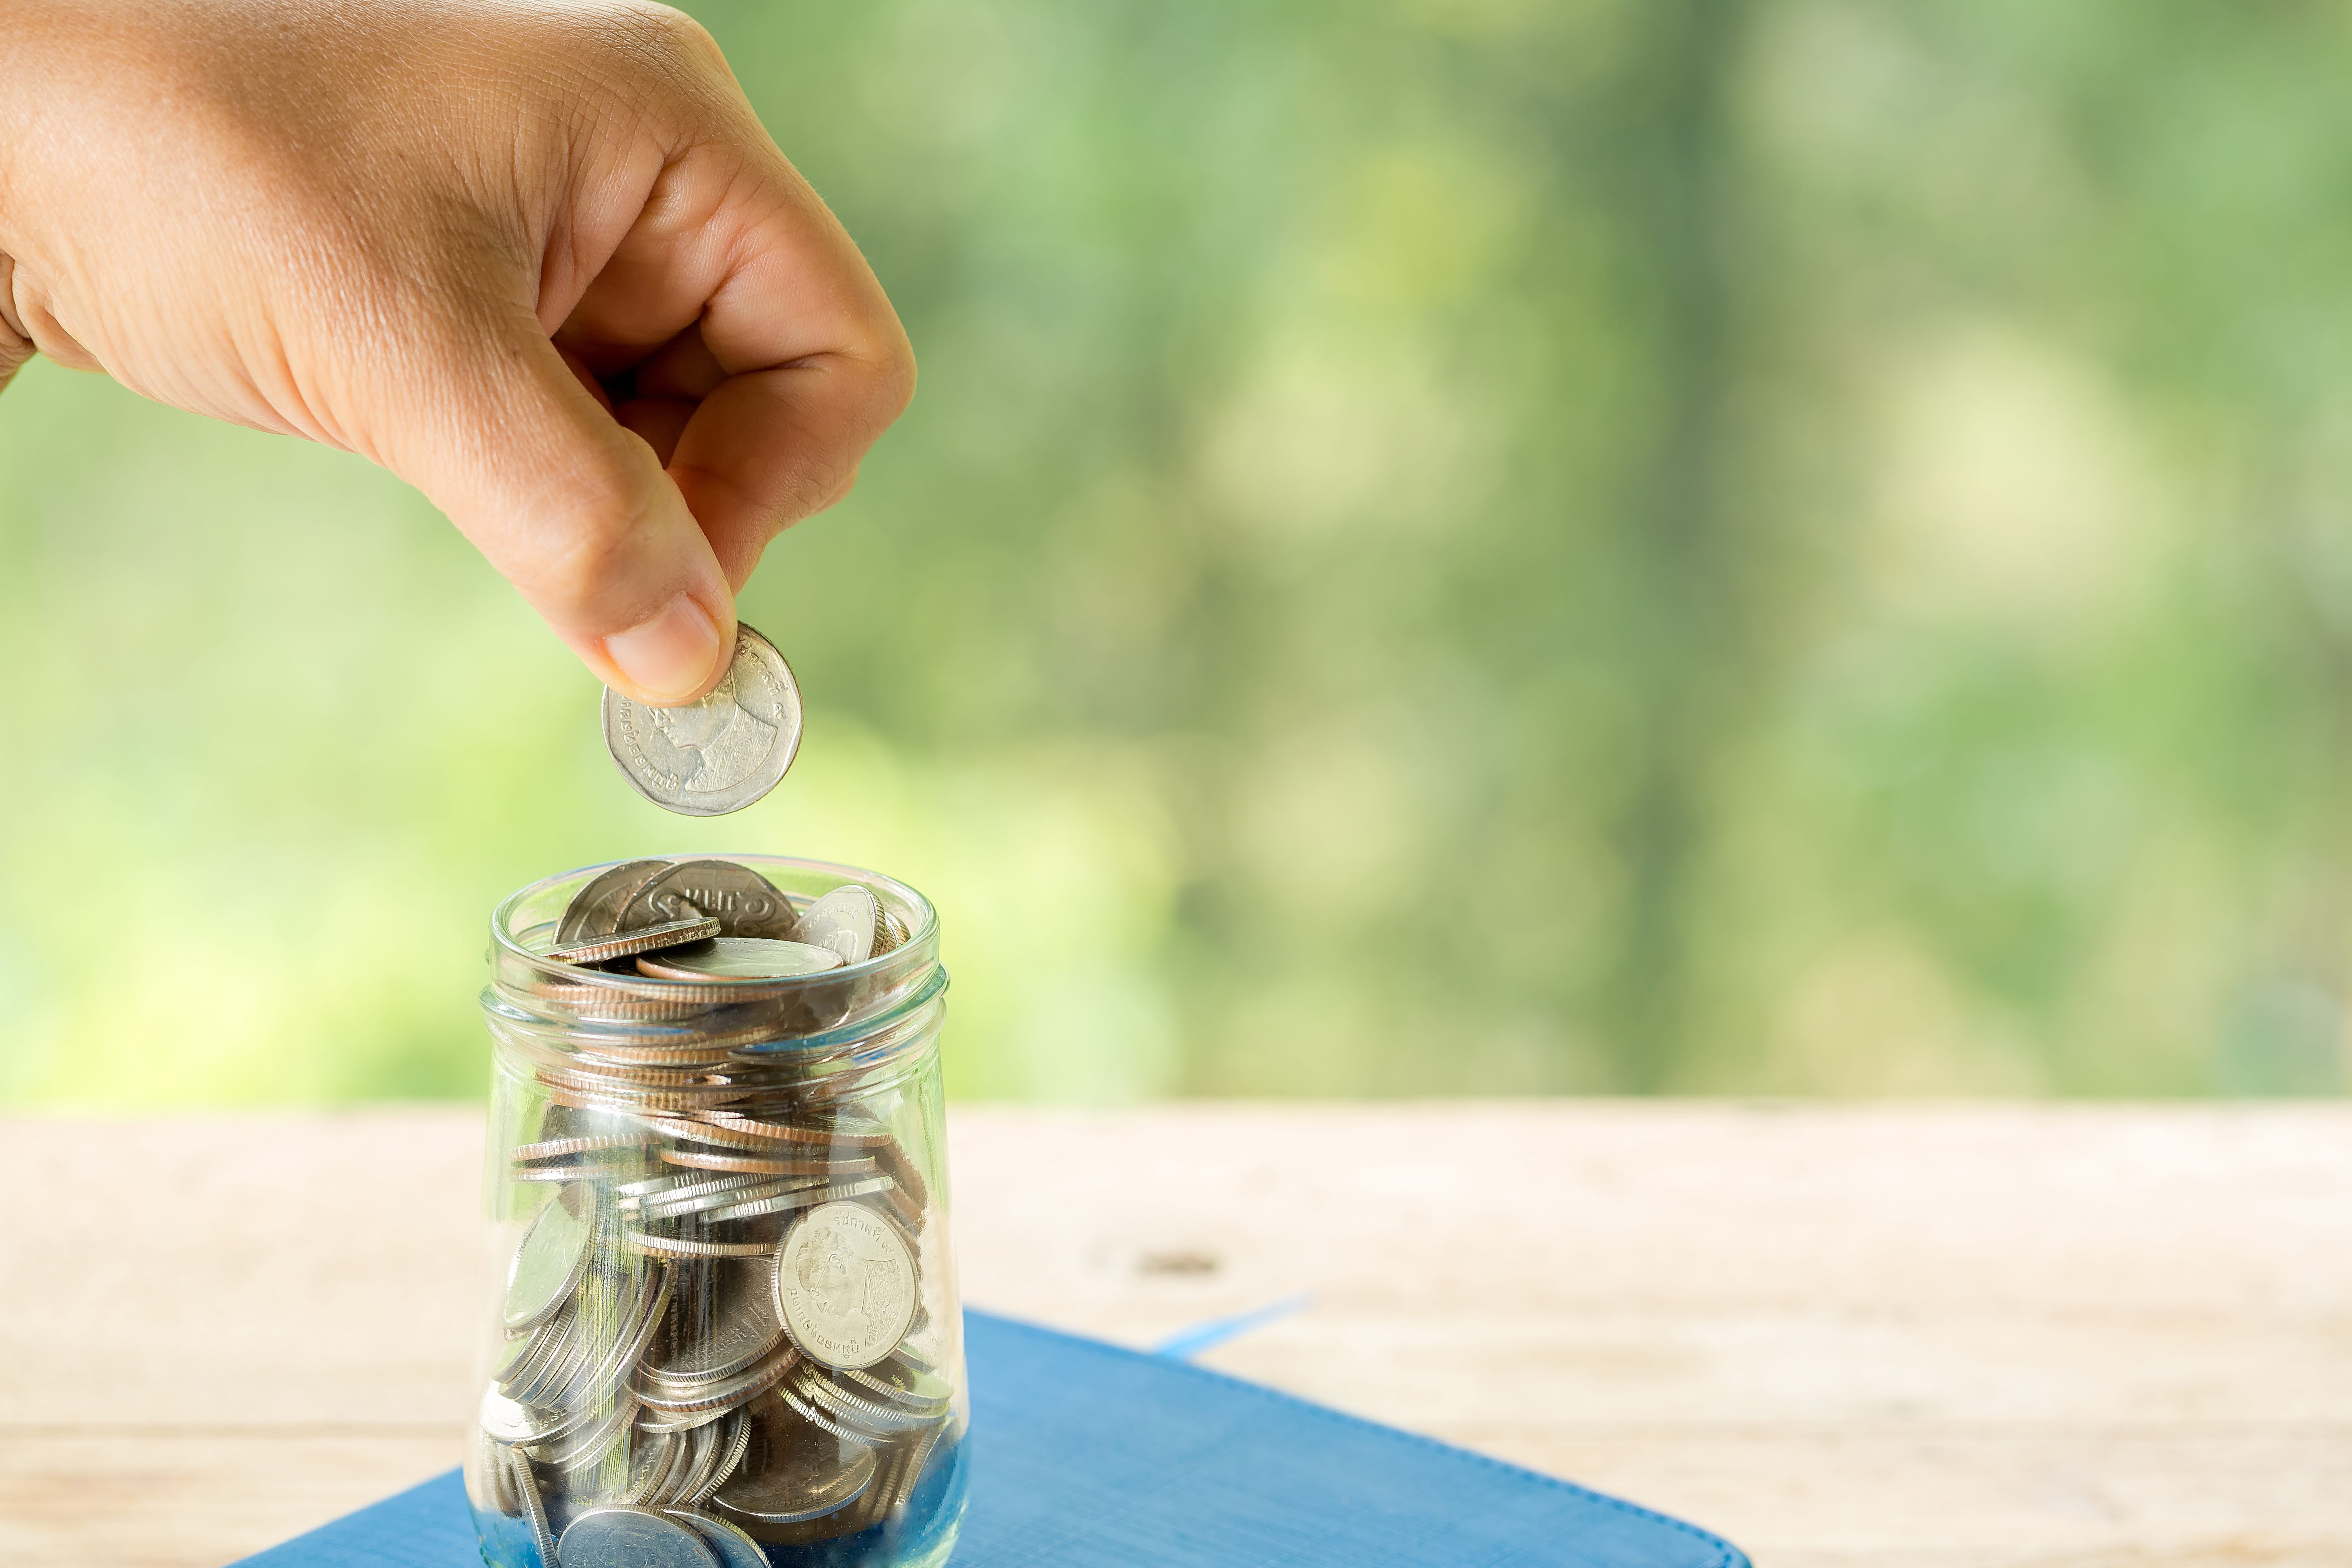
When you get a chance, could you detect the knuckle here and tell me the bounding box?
[785,456,851,522]
[870,339,918,423]
[589,2,726,83]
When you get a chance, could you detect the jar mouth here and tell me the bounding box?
[487,854,940,1030]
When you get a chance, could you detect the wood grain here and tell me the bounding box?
[2,1104,2346,1566]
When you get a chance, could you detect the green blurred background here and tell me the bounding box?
[4,0,2350,1105]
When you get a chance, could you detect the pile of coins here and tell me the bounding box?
[470,857,958,1568]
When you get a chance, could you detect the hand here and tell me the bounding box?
[0,0,913,703]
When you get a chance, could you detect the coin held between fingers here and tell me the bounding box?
[606,591,730,705]
[604,624,803,816]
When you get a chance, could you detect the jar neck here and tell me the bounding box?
[483,959,949,1111]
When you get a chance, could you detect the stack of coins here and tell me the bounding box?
[470,858,958,1568]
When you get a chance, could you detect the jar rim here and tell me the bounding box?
[488,852,939,1003]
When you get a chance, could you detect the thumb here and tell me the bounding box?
[379,321,738,706]
[0,256,33,398]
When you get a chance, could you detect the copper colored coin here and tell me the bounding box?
[556,859,673,944]
[619,860,801,939]
[548,917,722,967]
[662,1148,879,1178]
[512,1132,651,1163]
[700,1112,896,1150]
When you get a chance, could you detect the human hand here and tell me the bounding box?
[0,0,913,703]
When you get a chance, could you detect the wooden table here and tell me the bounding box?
[2,1104,2347,1567]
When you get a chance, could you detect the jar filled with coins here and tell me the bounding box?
[465,854,966,1568]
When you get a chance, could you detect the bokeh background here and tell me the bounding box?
[4,0,2350,1105]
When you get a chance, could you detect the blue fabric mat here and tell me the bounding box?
[236,1310,1748,1568]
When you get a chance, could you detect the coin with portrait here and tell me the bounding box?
[603,625,803,816]
[773,1201,917,1371]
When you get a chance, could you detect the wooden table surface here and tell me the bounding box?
[2,1103,2347,1568]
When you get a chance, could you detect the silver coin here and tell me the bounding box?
[541,1399,639,1474]
[511,1159,646,1184]
[499,1303,589,1407]
[619,1171,730,1199]
[566,1265,674,1411]
[789,885,878,966]
[774,1201,918,1370]
[617,1427,683,1507]
[557,859,674,944]
[636,1174,826,1222]
[618,860,802,938]
[645,1257,785,1383]
[837,1363,953,1417]
[675,1408,750,1506]
[557,1506,721,1568]
[637,1403,736,1435]
[624,1232,777,1260]
[623,1169,782,1206]
[713,1417,874,1525]
[511,1447,559,1567]
[665,1509,769,1568]
[548,917,722,967]
[635,938,843,981]
[470,1428,523,1517]
[656,1420,724,1507]
[495,1308,579,1402]
[883,1420,949,1511]
[515,1258,656,1409]
[504,1184,596,1332]
[480,1388,560,1447]
[788,1365,933,1438]
[702,1410,754,1503]
[773,1374,855,1442]
[635,1341,801,1415]
[883,1341,941,1381]
[699,1175,893,1227]
[659,1149,878,1179]
[603,626,803,817]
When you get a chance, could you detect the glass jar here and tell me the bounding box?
[463,855,966,1568]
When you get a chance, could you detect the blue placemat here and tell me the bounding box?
[235,1310,1748,1568]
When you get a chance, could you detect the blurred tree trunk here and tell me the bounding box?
[1601,0,1750,1091]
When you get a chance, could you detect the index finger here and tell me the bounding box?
[561,138,914,589]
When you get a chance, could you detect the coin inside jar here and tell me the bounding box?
[637,938,844,981]
[713,1414,875,1525]
[547,916,722,967]
[666,1510,769,1568]
[503,1182,596,1332]
[774,1201,917,1371]
[616,860,802,940]
[645,1258,786,1383]
[476,856,960,1562]
[555,859,672,944]
[557,1506,722,1568]
[788,884,880,965]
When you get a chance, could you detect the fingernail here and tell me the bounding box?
[604,592,726,704]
